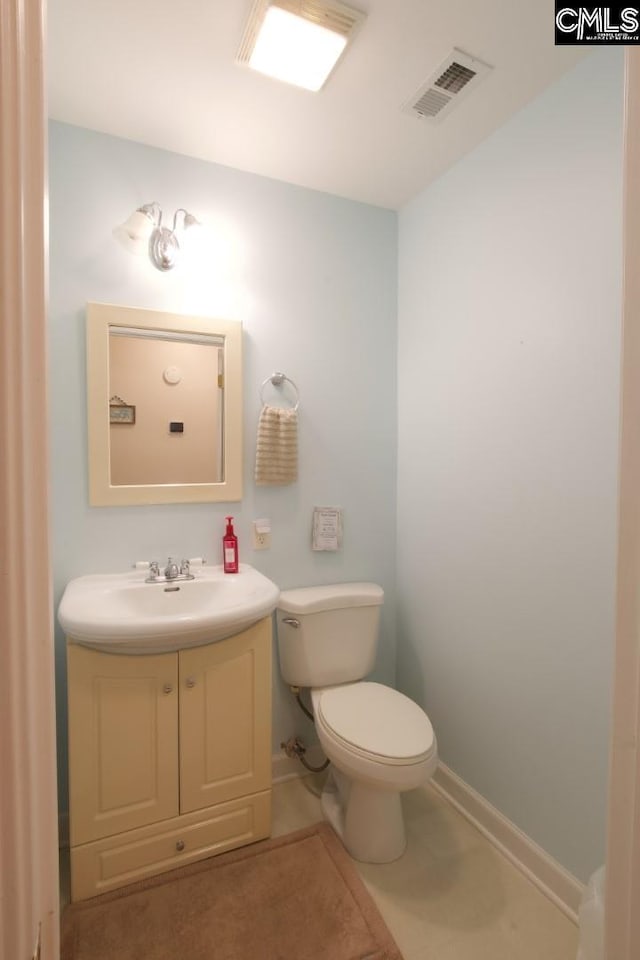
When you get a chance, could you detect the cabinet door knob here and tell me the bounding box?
[185,676,196,688]
[163,683,173,694]
[175,840,185,852]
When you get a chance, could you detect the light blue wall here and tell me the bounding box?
[51,49,624,881]
[49,122,398,810]
[396,50,623,882]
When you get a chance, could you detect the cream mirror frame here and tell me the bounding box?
[86,302,242,505]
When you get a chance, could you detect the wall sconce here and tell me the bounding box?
[113,202,201,271]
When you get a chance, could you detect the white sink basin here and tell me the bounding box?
[58,563,280,654]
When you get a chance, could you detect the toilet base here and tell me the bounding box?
[321,769,406,863]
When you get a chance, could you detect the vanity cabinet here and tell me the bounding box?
[66,617,272,901]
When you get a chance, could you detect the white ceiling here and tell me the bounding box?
[47,1,587,209]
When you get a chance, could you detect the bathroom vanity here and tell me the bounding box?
[66,618,272,901]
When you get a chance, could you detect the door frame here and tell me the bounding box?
[0,1,60,958]
[605,48,640,960]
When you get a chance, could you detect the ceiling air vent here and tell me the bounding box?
[403,48,493,122]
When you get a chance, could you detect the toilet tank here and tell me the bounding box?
[277,583,384,688]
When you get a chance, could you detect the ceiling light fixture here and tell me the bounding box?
[237,0,366,92]
[113,202,201,272]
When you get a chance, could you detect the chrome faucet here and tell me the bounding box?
[145,557,195,584]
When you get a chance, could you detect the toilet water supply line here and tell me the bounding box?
[280,687,330,773]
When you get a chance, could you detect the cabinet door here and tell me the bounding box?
[179,618,272,814]
[67,644,179,845]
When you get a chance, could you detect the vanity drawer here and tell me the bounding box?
[70,789,271,901]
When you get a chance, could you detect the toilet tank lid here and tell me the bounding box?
[278,582,384,614]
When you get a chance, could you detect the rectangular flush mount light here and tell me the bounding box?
[237,0,365,92]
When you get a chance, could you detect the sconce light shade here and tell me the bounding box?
[113,203,201,271]
[112,207,156,255]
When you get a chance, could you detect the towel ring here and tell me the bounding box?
[259,371,300,411]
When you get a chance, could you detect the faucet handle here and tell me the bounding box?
[144,560,161,583]
[180,558,191,577]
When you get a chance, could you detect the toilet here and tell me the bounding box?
[277,582,437,863]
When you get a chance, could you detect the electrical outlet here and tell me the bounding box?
[252,520,271,550]
[253,530,270,550]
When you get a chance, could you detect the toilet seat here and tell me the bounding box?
[314,682,435,766]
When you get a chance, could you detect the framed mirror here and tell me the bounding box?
[86,302,242,505]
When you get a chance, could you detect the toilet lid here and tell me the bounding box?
[317,682,435,762]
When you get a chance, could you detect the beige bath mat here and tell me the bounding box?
[61,821,402,960]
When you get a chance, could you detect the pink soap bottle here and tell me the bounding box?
[222,516,239,573]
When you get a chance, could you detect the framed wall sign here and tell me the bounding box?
[109,396,136,424]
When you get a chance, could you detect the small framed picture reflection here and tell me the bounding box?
[109,402,136,424]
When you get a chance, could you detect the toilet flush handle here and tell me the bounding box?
[282,617,300,628]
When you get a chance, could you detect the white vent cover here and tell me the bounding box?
[403,48,493,122]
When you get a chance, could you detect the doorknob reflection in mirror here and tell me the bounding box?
[113,202,201,271]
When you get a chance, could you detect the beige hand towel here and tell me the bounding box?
[255,404,298,485]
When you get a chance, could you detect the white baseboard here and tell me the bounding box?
[272,744,326,783]
[58,753,585,924]
[432,762,584,923]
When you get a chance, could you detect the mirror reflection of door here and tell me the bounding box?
[108,329,224,486]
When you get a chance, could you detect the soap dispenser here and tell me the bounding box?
[222,516,239,573]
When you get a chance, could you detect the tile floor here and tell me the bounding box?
[272,775,579,960]
[60,775,580,959]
